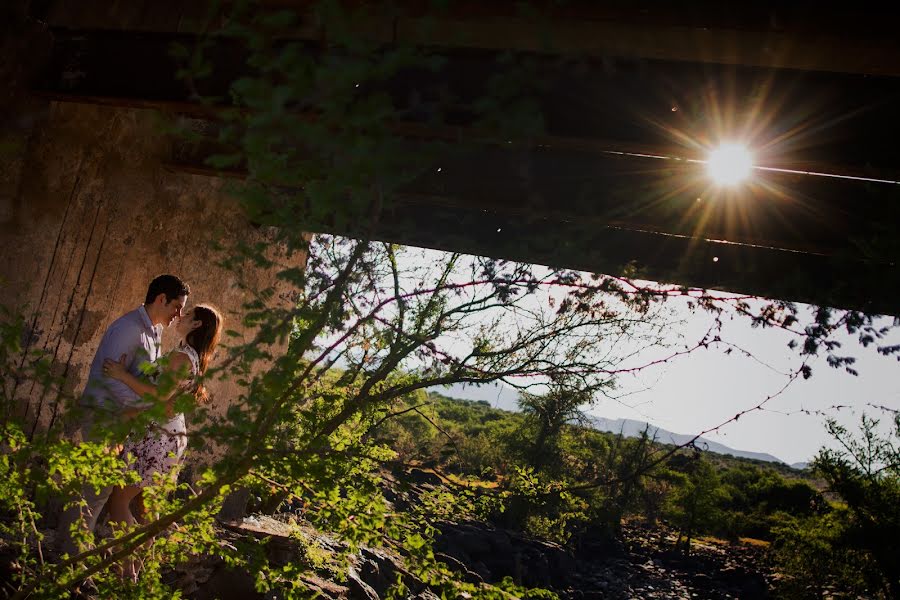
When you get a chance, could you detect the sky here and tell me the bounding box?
[442,292,900,465]
[589,301,900,464]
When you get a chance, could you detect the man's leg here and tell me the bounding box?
[56,409,118,556]
[56,483,114,556]
[107,485,144,581]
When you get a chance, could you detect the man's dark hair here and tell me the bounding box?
[145,274,190,305]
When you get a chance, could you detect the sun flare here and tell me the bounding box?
[707,143,754,186]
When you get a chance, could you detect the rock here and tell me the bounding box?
[546,545,577,583]
[347,566,380,600]
[407,468,443,486]
[188,564,265,600]
[470,560,493,581]
[435,552,485,584]
[358,547,401,596]
[151,510,779,600]
[520,549,551,588]
[217,488,251,522]
[439,523,494,557]
[296,574,350,600]
[433,519,582,589]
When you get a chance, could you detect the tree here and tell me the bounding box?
[814,414,900,597]
[666,454,726,554]
[517,380,595,474]
[772,414,899,598]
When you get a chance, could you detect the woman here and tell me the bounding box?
[102,304,222,527]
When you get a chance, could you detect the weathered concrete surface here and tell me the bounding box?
[0,101,306,443]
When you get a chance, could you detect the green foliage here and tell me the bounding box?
[772,508,881,599]
[501,466,587,545]
[717,464,823,540]
[771,414,899,598]
[377,389,857,565]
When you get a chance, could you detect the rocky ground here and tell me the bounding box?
[4,512,774,599]
[161,514,772,600]
[584,523,771,599]
[431,519,771,600]
[395,468,774,600]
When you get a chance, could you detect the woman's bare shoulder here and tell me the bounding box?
[168,350,193,370]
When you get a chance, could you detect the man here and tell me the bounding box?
[57,274,189,555]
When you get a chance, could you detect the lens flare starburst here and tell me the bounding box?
[707,143,754,186]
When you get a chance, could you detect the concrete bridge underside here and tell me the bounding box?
[5,0,900,321]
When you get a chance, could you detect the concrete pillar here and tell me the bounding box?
[0,101,305,443]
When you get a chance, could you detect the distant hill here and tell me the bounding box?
[441,382,520,412]
[433,384,791,465]
[589,417,787,464]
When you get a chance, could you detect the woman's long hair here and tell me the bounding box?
[184,304,222,404]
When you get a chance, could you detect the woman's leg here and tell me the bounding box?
[129,491,147,524]
[107,486,143,527]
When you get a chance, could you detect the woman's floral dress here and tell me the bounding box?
[121,344,198,486]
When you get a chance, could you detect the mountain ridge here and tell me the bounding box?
[439,383,790,464]
[588,416,787,464]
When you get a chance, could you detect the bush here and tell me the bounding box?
[771,414,899,598]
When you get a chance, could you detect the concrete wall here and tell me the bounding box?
[0,100,305,441]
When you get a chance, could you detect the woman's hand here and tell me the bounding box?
[103,354,129,381]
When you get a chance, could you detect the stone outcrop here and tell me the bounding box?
[156,514,772,600]
[434,520,577,589]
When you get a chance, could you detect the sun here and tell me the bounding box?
[706,143,754,186]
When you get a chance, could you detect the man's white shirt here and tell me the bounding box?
[81,305,162,411]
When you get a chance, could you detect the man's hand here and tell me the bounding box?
[120,406,143,421]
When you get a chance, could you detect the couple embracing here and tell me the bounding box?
[58,274,223,559]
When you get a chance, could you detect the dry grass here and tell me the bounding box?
[412,466,502,489]
[441,471,501,489]
[696,535,729,546]
[696,535,770,548]
[738,537,770,547]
